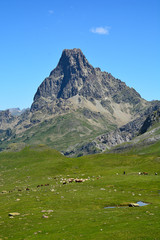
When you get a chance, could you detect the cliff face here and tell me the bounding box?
[31,48,146,123]
[139,107,160,134]
[33,49,95,101]
[64,102,160,157]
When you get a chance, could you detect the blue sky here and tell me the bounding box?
[0,0,159,110]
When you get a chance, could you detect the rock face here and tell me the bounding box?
[0,110,15,125]
[95,103,160,149]
[33,49,95,101]
[31,48,147,127]
[33,48,141,104]
[139,107,160,134]
[64,102,160,156]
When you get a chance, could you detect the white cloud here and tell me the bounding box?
[48,10,54,15]
[90,27,110,35]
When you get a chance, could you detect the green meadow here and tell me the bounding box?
[0,143,160,240]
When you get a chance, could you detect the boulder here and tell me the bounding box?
[128,203,140,207]
[2,190,8,194]
[8,212,20,216]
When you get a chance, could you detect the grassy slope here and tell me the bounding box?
[0,144,160,240]
[0,111,116,152]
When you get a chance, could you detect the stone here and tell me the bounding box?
[47,210,53,213]
[128,203,140,207]
[2,190,8,194]
[8,212,20,216]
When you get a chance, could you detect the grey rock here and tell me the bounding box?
[31,48,145,114]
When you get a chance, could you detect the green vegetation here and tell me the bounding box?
[131,140,160,155]
[0,143,160,239]
[0,111,116,153]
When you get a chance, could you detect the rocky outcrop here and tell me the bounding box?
[31,48,147,119]
[32,49,95,102]
[64,102,160,156]
[94,102,160,147]
[139,107,160,134]
[0,110,15,129]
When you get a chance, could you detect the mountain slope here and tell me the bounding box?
[0,110,115,152]
[0,48,155,153]
[67,103,160,156]
[31,48,149,127]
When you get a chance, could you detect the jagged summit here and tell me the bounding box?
[30,47,149,130]
[32,48,143,112]
[54,48,94,74]
[33,48,96,102]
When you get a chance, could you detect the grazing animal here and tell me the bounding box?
[75,179,83,183]
[41,184,43,186]
[139,172,148,175]
[37,185,40,188]
[26,188,30,191]
[155,172,158,175]
[68,178,74,183]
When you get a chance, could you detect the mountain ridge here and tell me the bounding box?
[0,48,159,154]
[64,102,160,157]
[31,48,148,127]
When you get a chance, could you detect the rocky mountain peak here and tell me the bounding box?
[56,48,92,70]
[33,48,95,102]
[32,48,146,116]
[50,48,94,77]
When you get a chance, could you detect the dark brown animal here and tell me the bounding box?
[75,179,83,183]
